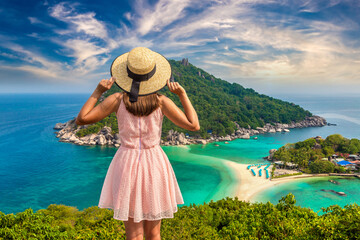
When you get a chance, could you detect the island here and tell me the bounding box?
[53,58,326,147]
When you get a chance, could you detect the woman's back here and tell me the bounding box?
[76,46,200,238]
[117,97,164,149]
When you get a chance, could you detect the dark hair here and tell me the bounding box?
[122,91,163,117]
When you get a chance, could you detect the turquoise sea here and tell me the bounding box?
[0,93,359,215]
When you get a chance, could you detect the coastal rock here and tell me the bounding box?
[53,114,327,147]
[239,133,250,139]
[167,130,175,141]
[100,126,113,140]
[223,135,232,141]
[177,132,186,144]
[267,149,278,160]
[196,139,207,145]
[68,135,78,142]
[95,135,107,145]
[256,127,265,133]
[269,149,277,154]
[54,122,66,130]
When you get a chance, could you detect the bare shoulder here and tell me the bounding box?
[157,93,170,102]
[157,93,171,108]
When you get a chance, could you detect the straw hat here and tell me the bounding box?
[110,47,172,102]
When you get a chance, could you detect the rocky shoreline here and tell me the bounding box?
[53,115,327,147]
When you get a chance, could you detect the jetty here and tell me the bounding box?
[329,173,360,179]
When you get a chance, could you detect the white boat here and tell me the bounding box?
[283,129,290,132]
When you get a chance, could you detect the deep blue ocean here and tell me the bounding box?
[0,93,359,215]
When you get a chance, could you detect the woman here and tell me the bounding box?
[75,47,200,240]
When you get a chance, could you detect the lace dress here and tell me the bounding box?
[98,99,184,223]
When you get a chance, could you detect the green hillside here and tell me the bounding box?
[76,59,312,139]
[1,193,359,239]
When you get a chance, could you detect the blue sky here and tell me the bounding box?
[0,0,359,96]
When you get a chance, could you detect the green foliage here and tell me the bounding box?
[272,134,359,174]
[75,60,313,139]
[273,172,303,179]
[309,160,335,173]
[334,165,347,173]
[295,138,316,150]
[323,146,335,157]
[1,194,360,239]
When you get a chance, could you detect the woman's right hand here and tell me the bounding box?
[167,78,186,96]
[95,77,115,94]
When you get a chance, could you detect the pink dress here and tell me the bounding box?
[98,99,184,223]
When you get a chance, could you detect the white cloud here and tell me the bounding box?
[49,2,108,40]
[3,0,360,94]
[136,0,360,93]
[131,0,193,35]
[28,16,55,28]
[61,39,108,65]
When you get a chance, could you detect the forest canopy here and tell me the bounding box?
[1,193,359,239]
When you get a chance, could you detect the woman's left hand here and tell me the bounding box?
[95,77,116,94]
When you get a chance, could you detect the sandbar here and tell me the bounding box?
[221,160,327,202]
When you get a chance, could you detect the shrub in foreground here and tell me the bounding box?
[1,193,359,239]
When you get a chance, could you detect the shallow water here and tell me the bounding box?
[252,176,360,215]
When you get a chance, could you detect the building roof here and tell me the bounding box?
[349,160,360,165]
[337,160,352,166]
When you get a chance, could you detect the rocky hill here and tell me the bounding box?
[54,58,327,147]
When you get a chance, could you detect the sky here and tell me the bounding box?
[0,0,359,96]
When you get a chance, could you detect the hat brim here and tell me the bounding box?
[110,51,172,96]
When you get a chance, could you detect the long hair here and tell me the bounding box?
[122,91,162,117]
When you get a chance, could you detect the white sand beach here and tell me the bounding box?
[221,161,321,202]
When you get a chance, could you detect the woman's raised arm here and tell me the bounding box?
[75,77,121,125]
[160,79,200,132]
